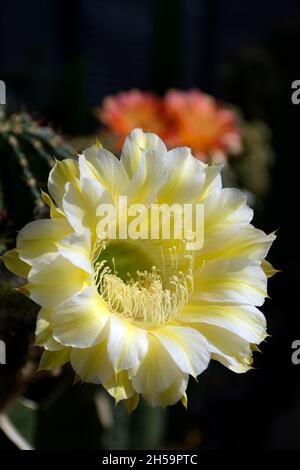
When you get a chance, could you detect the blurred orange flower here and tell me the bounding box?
[164,89,241,161]
[98,89,169,149]
[98,89,242,161]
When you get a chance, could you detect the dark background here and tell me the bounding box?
[1,0,300,450]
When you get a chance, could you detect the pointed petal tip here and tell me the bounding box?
[181,393,188,410]
[95,138,102,148]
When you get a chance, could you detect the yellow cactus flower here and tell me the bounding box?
[2,128,276,411]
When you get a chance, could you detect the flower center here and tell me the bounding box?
[92,240,194,326]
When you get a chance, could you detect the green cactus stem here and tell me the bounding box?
[0,108,74,246]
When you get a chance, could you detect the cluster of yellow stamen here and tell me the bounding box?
[92,240,194,326]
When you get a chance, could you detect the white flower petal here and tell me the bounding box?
[16,219,71,265]
[121,128,167,179]
[124,149,169,204]
[143,373,189,408]
[56,232,92,274]
[62,178,104,235]
[48,158,79,207]
[124,393,140,413]
[197,324,254,373]
[70,340,114,384]
[51,287,109,348]
[41,190,64,219]
[197,162,222,202]
[131,335,181,394]
[1,249,30,278]
[152,326,210,377]
[193,258,267,306]
[35,308,64,351]
[157,147,206,204]
[204,188,253,232]
[180,303,267,343]
[80,146,129,195]
[103,370,135,403]
[199,225,276,262]
[26,254,89,308]
[39,348,70,371]
[107,316,148,371]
